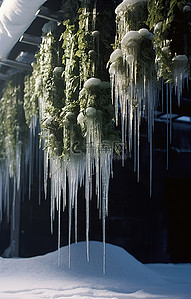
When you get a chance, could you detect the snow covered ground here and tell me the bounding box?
[0,241,190,299]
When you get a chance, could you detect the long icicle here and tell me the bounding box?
[137,105,140,183]
[166,83,169,170]
[169,83,172,144]
[58,191,61,267]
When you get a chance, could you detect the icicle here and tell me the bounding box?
[16,141,21,192]
[92,0,97,31]
[68,183,72,268]
[166,83,169,170]
[102,191,106,275]
[148,81,153,198]
[161,79,164,112]
[128,97,133,154]
[172,55,188,107]
[85,114,94,262]
[133,109,137,172]
[86,187,90,262]
[169,83,172,144]
[57,192,61,267]
[28,126,32,200]
[12,177,16,231]
[149,133,152,198]
[75,184,78,244]
[137,105,140,182]
[100,147,113,274]
[62,161,67,211]
[121,114,125,166]
[38,144,42,205]
[4,164,10,223]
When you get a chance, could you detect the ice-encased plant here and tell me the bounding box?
[0,76,29,223]
[23,1,118,271]
[147,0,188,83]
[115,0,148,46]
[110,0,158,196]
[0,78,28,172]
[110,0,190,197]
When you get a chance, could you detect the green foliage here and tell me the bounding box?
[23,2,118,160]
[0,76,28,169]
[60,4,119,158]
[147,0,187,82]
[124,1,148,31]
[79,83,118,141]
[24,73,39,126]
[24,22,65,157]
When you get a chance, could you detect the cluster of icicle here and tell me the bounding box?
[158,53,188,169]
[110,0,189,195]
[0,151,13,224]
[43,78,113,273]
[0,131,22,228]
[0,115,42,231]
[38,18,113,273]
[154,20,189,105]
[110,0,157,196]
[25,115,43,204]
[154,19,189,168]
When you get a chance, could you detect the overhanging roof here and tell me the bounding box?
[0,0,46,59]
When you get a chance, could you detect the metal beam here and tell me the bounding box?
[35,6,64,22]
[0,73,9,81]
[0,58,32,71]
[19,33,41,46]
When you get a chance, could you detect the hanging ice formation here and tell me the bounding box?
[110,0,157,196]
[26,1,116,273]
[172,55,188,107]
[77,78,114,273]
[0,77,44,252]
[110,0,189,193]
[150,1,189,169]
[0,82,25,230]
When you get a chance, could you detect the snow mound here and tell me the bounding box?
[54,241,163,282]
[0,242,191,298]
[0,242,163,286]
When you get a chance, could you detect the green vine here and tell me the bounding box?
[0,76,28,171]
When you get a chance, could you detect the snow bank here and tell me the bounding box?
[0,241,191,298]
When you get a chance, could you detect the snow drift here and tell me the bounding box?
[0,241,191,298]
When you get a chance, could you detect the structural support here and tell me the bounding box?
[0,58,32,71]
[35,6,64,22]
[0,73,9,81]
[19,34,41,46]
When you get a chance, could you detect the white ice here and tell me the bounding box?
[0,241,190,299]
